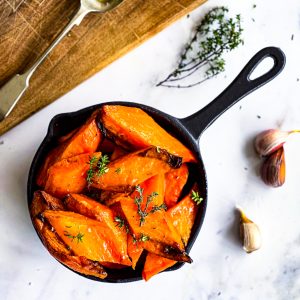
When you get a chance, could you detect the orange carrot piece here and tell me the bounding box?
[44,152,101,198]
[43,210,128,265]
[33,217,107,279]
[142,186,199,280]
[142,253,176,281]
[167,188,199,246]
[65,194,131,266]
[164,164,189,208]
[119,196,191,262]
[100,105,196,162]
[127,235,143,270]
[91,147,182,193]
[36,111,102,187]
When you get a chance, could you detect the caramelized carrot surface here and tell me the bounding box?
[164,164,189,208]
[44,152,101,198]
[65,194,131,266]
[43,210,128,265]
[167,187,199,246]
[36,111,102,187]
[33,217,107,279]
[101,105,196,162]
[91,147,182,192]
[142,186,199,280]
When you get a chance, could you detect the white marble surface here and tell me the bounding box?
[1,0,300,299]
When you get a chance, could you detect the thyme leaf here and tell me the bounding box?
[86,155,98,186]
[97,154,110,176]
[139,234,150,242]
[191,190,203,205]
[64,231,84,243]
[157,7,243,88]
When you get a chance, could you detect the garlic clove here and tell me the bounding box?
[254,129,299,157]
[261,147,285,187]
[236,206,262,253]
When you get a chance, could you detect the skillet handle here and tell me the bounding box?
[180,47,286,140]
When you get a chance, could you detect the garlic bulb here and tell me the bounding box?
[237,206,262,253]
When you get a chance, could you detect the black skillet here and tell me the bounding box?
[27,47,285,283]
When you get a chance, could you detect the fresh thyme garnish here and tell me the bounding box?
[157,7,243,88]
[114,216,125,229]
[97,154,110,176]
[86,155,98,186]
[156,146,161,153]
[191,190,203,205]
[115,167,121,174]
[134,185,166,226]
[139,234,150,242]
[86,155,110,186]
[63,231,84,243]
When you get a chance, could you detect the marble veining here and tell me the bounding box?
[1,0,300,299]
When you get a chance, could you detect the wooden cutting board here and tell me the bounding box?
[0,0,206,136]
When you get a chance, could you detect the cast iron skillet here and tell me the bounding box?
[28,47,285,283]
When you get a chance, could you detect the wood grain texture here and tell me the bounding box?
[0,0,206,136]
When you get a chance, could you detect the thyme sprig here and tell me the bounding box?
[134,185,166,226]
[86,154,110,186]
[63,230,84,243]
[97,154,110,176]
[157,7,243,88]
[191,190,203,205]
[86,156,98,186]
[114,216,137,243]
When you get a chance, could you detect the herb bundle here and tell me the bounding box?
[157,7,243,88]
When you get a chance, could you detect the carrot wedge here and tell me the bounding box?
[127,235,144,270]
[100,105,196,162]
[33,217,107,279]
[164,164,189,208]
[64,194,131,266]
[43,210,129,265]
[37,110,102,187]
[142,186,200,280]
[44,152,101,198]
[91,147,182,192]
[142,253,176,281]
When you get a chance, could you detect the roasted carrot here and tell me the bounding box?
[30,190,65,218]
[142,253,176,281]
[100,105,196,162]
[36,111,102,187]
[91,147,182,192]
[142,186,199,280]
[44,152,101,198]
[65,194,131,266]
[119,196,192,262]
[33,217,107,279]
[43,210,129,265]
[164,164,189,208]
[127,235,144,270]
[167,187,199,246]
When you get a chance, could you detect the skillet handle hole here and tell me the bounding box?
[248,56,275,81]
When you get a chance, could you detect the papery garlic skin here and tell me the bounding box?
[254,129,292,157]
[236,206,262,253]
[261,147,285,187]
